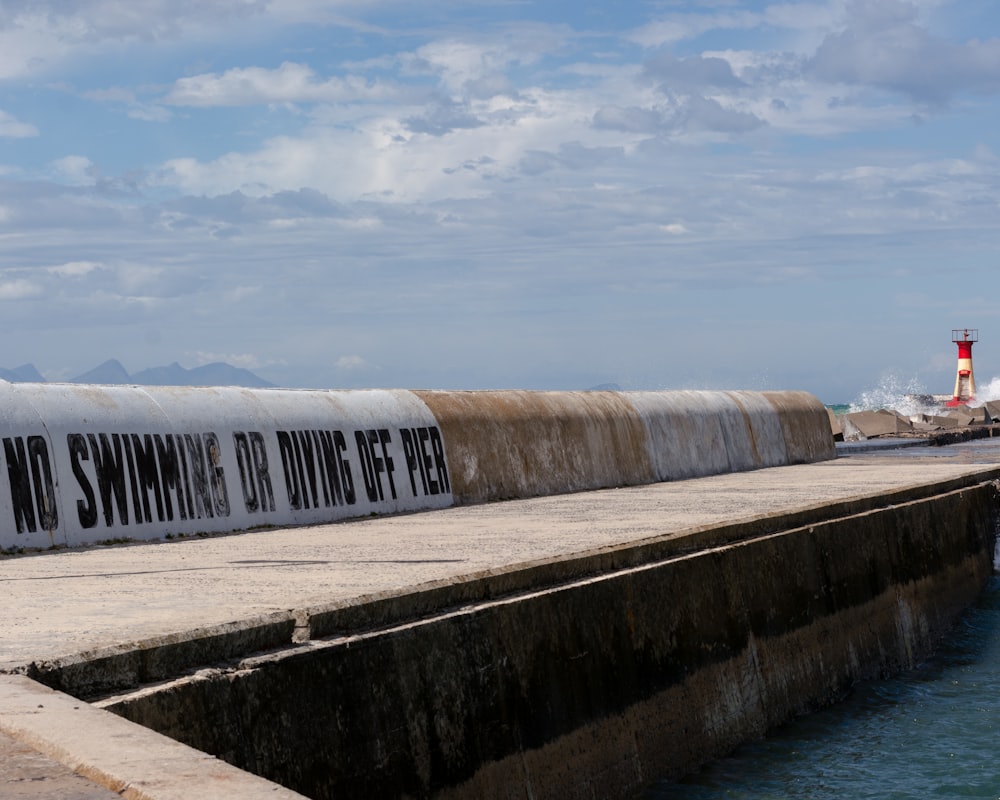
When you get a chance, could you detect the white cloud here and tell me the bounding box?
[761,2,845,51]
[0,279,42,300]
[409,38,525,96]
[0,16,71,80]
[47,260,105,277]
[156,115,539,201]
[336,355,368,370]
[0,110,38,138]
[51,155,96,185]
[2,0,266,42]
[0,1,267,79]
[165,62,399,107]
[629,10,761,48]
[191,351,265,369]
[809,0,1000,104]
[128,104,173,122]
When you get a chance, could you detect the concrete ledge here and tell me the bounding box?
[19,613,296,700]
[0,675,306,800]
[20,468,1000,699]
[295,466,1000,642]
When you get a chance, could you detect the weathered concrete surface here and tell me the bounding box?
[0,729,122,799]
[95,477,1000,799]
[3,442,1000,799]
[840,408,914,439]
[416,389,834,503]
[915,413,962,429]
[0,675,307,799]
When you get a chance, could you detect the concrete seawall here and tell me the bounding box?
[3,386,998,799]
[87,472,999,799]
[0,385,833,550]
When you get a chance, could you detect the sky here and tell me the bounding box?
[2,0,999,403]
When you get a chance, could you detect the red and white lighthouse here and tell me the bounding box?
[946,328,978,407]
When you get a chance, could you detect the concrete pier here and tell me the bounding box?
[2,439,1000,798]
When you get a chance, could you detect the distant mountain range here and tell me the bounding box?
[0,359,274,388]
[0,364,47,383]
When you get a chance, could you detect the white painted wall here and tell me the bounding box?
[0,384,833,552]
[0,384,451,550]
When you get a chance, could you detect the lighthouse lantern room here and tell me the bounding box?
[946,328,978,407]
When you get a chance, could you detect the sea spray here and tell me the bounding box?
[972,375,1000,405]
[848,372,1000,416]
[847,372,934,416]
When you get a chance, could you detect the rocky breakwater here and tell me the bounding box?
[833,400,1000,443]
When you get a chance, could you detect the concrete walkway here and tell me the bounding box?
[3,443,1000,673]
[2,439,1000,797]
[0,729,121,799]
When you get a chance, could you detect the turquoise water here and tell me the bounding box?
[646,575,1000,799]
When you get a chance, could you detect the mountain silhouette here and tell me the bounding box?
[131,361,273,388]
[0,360,273,388]
[72,359,132,384]
[0,363,47,383]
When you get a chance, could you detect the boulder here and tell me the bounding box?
[981,401,1000,423]
[915,414,961,429]
[840,409,913,440]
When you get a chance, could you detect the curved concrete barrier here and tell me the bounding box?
[0,383,450,551]
[415,389,835,502]
[412,390,652,502]
[0,384,834,550]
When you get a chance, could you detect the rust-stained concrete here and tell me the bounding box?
[415,389,653,502]
[417,389,834,503]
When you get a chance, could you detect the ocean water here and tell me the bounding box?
[648,378,1000,798]
[645,574,1000,799]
